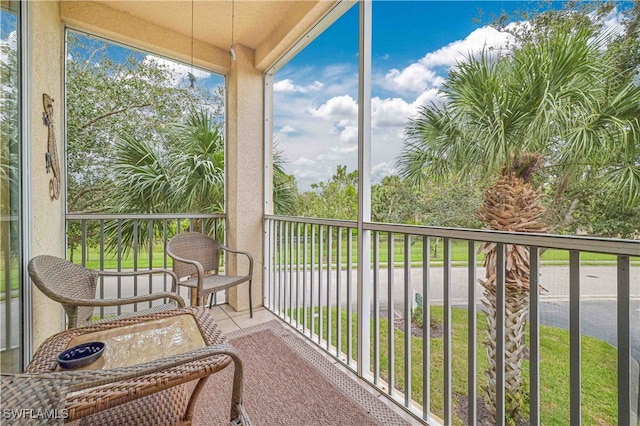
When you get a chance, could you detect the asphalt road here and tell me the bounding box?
[538,299,640,362]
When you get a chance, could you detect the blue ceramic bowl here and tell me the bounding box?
[57,341,105,369]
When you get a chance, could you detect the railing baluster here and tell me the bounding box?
[265,219,271,310]
[281,221,286,318]
[290,221,294,320]
[310,224,316,339]
[444,238,452,424]
[272,220,278,313]
[327,225,332,351]
[423,236,431,421]
[99,220,105,319]
[2,217,12,353]
[133,220,138,311]
[277,220,283,316]
[617,255,630,425]
[404,234,411,407]
[117,220,123,316]
[529,246,540,426]
[285,220,290,321]
[467,240,477,425]
[81,219,87,267]
[267,219,273,310]
[318,225,324,345]
[388,231,395,396]
[570,250,581,425]
[302,223,308,332]
[336,227,342,358]
[347,228,353,365]
[296,222,301,328]
[496,242,506,426]
[163,219,170,299]
[373,230,380,384]
[281,220,285,313]
[148,219,154,308]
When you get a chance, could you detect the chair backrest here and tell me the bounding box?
[28,255,98,328]
[167,232,222,279]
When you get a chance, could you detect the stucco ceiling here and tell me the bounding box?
[82,0,343,70]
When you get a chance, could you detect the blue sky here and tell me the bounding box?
[271,1,628,191]
[272,1,525,190]
[2,2,628,193]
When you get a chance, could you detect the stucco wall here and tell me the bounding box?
[26,1,269,349]
[29,1,66,350]
[226,44,264,313]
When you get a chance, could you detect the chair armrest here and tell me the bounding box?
[98,268,179,293]
[220,245,254,277]
[166,251,207,288]
[65,343,238,391]
[2,344,238,423]
[47,292,186,309]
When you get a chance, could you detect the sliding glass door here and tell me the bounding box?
[1,0,23,373]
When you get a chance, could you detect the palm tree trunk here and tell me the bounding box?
[481,260,530,421]
[476,170,546,423]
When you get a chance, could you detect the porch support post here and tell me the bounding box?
[226,44,264,314]
[357,0,372,379]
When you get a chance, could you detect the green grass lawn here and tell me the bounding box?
[1,238,635,293]
[71,238,636,270]
[293,305,619,425]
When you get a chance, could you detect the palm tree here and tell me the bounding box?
[171,108,226,215]
[272,142,299,216]
[109,110,300,252]
[108,108,225,252]
[398,26,640,422]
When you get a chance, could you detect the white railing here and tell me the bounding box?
[264,215,640,425]
[65,213,226,316]
[1,215,21,356]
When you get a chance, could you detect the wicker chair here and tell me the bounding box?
[166,232,253,317]
[2,343,251,426]
[28,255,185,328]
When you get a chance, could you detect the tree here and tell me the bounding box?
[66,32,220,214]
[371,176,419,225]
[398,23,640,422]
[272,143,299,216]
[0,22,20,261]
[298,165,358,220]
[372,176,483,257]
[107,108,225,251]
[65,32,223,258]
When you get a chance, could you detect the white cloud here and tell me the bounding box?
[385,26,512,94]
[372,162,397,182]
[372,97,414,128]
[334,145,358,155]
[293,157,315,166]
[600,7,626,35]
[385,64,446,94]
[339,127,358,143]
[308,95,358,119]
[274,79,323,93]
[279,125,296,134]
[414,89,444,109]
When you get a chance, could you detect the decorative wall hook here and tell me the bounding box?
[42,93,60,200]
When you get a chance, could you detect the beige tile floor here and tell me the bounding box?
[208,304,421,425]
